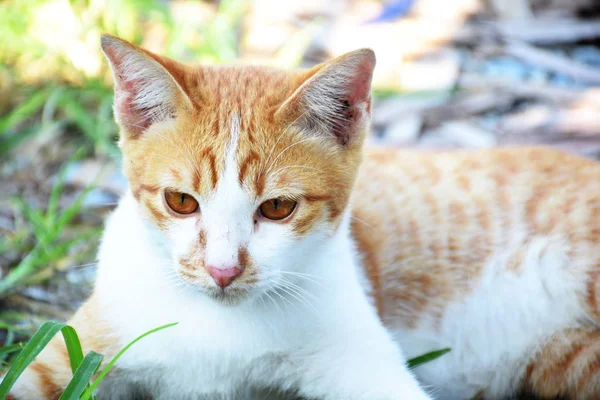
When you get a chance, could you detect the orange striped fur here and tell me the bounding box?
[5,35,600,399]
[353,147,600,398]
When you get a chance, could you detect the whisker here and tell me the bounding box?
[258,108,312,178]
[270,165,324,175]
[263,289,284,314]
[279,271,325,287]
[279,279,319,302]
[350,215,376,231]
[72,262,98,270]
[263,137,323,179]
[270,286,297,312]
[276,278,321,318]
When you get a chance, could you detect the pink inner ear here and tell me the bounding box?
[346,58,375,106]
[331,54,375,144]
[114,79,152,134]
[103,42,155,136]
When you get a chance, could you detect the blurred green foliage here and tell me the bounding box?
[0,0,247,157]
[0,0,248,327]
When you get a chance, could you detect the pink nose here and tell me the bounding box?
[206,265,243,288]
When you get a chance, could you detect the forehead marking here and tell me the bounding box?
[215,113,241,195]
[238,150,260,186]
[201,147,218,190]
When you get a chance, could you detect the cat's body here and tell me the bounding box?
[51,189,422,400]
[5,35,600,400]
[355,147,600,399]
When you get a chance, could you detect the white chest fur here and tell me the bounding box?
[92,195,430,400]
[94,196,317,396]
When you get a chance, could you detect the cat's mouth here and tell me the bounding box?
[177,261,257,305]
[204,285,253,305]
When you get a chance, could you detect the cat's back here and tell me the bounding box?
[352,146,600,323]
[352,146,600,398]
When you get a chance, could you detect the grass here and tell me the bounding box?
[0,151,100,297]
[0,321,177,399]
[0,320,447,398]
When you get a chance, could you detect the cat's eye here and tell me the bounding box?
[165,191,199,215]
[259,198,297,221]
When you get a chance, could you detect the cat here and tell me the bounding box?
[5,34,600,400]
[4,35,430,399]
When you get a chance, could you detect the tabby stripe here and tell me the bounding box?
[522,362,535,390]
[541,341,587,384]
[576,351,600,392]
[238,246,250,268]
[238,151,259,185]
[145,202,168,228]
[304,194,331,202]
[292,206,320,236]
[132,184,160,201]
[30,362,61,400]
[169,167,182,181]
[201,148,218,190]
[587,268,600,320]
[256,173,266,198]
[192,169,202,193]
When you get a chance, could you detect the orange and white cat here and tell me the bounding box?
[5,34,600,400]
[5,35,430,400]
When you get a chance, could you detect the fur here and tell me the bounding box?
[5,35,429,400]
[7,35,600,400]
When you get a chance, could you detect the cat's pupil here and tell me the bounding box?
[273,199,279,209]
[180,193,185,203]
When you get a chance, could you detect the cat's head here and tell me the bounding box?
[101,34,375,304]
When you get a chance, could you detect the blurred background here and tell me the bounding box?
[1,0,600,348]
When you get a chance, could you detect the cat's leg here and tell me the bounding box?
[295,329,431,400]
[287,296,432,400]
[4,295,116,400]
[521,327,600,399]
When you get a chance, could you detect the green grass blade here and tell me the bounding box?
[0,343,25,356]
[12,198,48,242]
[80,322,178,400]
[0,323,29,336]
[0,331,17,365]
[47,147,86,226]
[60,326,84,373]
[55,184,95,232]
[0,125,39,156]
[407,348,451,369]
[58,351,103,400]
[0,321,65,397]
[0,245,44,297]
[0,89,49,135]
[35,230,100,270]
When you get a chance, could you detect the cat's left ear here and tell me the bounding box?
[276,49,375,146]
[100,34,193,138]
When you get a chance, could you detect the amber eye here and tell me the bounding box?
[165,191,199,215]
[259,198,297,221]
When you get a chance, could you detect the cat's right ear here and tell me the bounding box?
[275,49,375,147]
[100,34,193,138]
